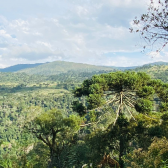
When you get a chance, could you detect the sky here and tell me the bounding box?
[0,0,168,68]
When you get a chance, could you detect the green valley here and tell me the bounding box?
[0,61,168,168]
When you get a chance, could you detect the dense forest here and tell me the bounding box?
[1,63,168,168]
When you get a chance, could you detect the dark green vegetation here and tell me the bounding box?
[1,62,168,168]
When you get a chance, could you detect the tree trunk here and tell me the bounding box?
[119,91,124,168]
[48,149,55,168]
[119,134,124,168]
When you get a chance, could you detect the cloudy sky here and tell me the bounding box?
[0,0,168,68]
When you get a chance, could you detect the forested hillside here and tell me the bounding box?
[0,64,168,168]
[0,72,80,168]
[134,64,168,83]
[0,69,117,167]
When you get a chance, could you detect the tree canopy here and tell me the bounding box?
[73,71,164,117]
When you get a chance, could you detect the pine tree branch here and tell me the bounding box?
[113,104,121,126]
[123,93,136,104]
[123,102,136,121]
[80,123,92,127]
[124,98,135,108]
[89,94,118,112]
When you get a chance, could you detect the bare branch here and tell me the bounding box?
[123,93,136,104]
[80,123,92,127]
[90,94,118,112]
[123,102,136,121]
[131,0,168,52]
[113,104,121,126]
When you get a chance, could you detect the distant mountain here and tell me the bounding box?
[112,61,168,70]
[113,66,139,70]
[1,61,168,76]
[18,61,116,75]
[0,63,44,72]
[134,62,168,72]
[143,61,168,66]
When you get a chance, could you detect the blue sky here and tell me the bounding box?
[0,0,168,68]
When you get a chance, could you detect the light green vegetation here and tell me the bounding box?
[134,64,168,83]
[0,64,168,168]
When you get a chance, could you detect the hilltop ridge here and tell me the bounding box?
[0,61,168,76]
[17,61,115,75]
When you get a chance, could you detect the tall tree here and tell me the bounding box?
[73,71,164,168]
[25,109,81,168]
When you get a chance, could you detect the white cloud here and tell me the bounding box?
[0,0,164,67]
[0,30,11,38]
[147,52,163,59]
